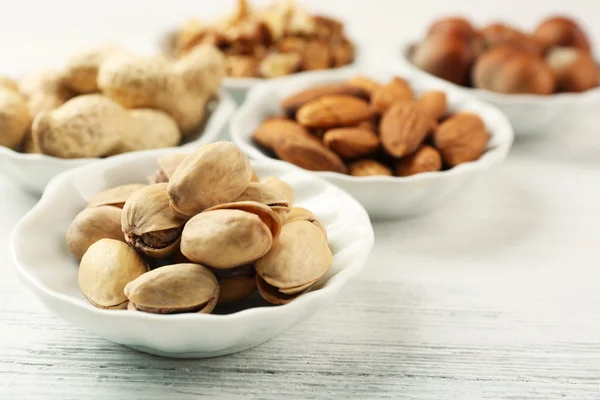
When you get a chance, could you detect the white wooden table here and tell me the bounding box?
[1,1,600,398]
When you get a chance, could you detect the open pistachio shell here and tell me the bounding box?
[181,201,280,269]
[66,205,125,259]
[235,182,290,221]
[148,153,188,184]
[256,275,311,305]
[87,183,146,208]
[285,207,327,240]
[261,176,294,205]
[124,263,219,314]
[121,183,187,258]
[211,264,257,305]
[78,238,148,310]
[255,220,332,304]
[167,141,252,217]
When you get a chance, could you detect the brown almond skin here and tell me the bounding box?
[347,76,381,97]
[302,40,332,71]
[253,117,319,150]
[331,39,355,67]
[379,102,432,158]
[371,77,414,114]
[348,159,393,177]
[417,91,447,121]
[434,113,489,167]
[323,128,379,159]
[281,84,368,116]
[273,138,347,173]
[296,95,373,129]
[395,145,442,176]
[355,119,377,132]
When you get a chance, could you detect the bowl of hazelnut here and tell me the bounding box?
[230,68,513,219]
[159,0,358,103]
[399,15,600,136]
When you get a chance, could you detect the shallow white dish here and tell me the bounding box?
[11,148,374,358]
[0,89,236,195]
[230,68,514,219]
[397,42,600,136]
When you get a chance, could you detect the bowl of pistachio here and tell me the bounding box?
[11,142,374,358]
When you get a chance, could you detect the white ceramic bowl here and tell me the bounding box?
[398,42,600,136]
[11,148,374,358]
[230,68,514,219]
[0,90,236,195]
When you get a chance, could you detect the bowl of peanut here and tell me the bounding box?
[231,68,514,219]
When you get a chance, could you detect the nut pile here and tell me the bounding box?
[252,76,490,177]
[409,15,599,94]
[0,43,225,158]
[172,0,354,79]
[66,142,332,314]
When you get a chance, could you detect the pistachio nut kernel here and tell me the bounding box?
[261,176,295,205]
[181,201,281,269]
[78,238,148,310]
[124,263,219,314]
[87,183,146,208]
[256,220,332,304]
[211,264,257,305]
[148,153,188,184]
[285,207,327,240]
[121,183,187,258]
[66,205,125,259]
[167,141,252,217]
[235,182,291,221]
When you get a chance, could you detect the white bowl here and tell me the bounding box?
[0,89,236,195]
[398,42,600,136]
[230,68,514,219]
[11,148,374,358]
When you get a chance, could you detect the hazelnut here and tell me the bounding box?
[479,23,544,56]
[546,47,599,93]
[533,16,591,53]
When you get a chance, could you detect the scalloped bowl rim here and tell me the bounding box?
[11,149,374,324]
[398,41,600,105]
[231,67,514,184]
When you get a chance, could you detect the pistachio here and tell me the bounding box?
[255,220,332,304]
[148,153,188,184]
[66,205,125,259]
[78,238,148,310]
[261,176,294,205]
[167,141,252,217]
[181,201,281,269]
[122,183,187,258]
[251,169,260,182]
[124,263,219,314]
[235,182,291,220]
[87,183,146,208]
[211,264,257,305]
[285,207,327,240]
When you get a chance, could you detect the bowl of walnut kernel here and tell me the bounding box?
[159,0,357,102]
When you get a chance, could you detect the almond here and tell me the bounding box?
[395,145,442,176]
[416,91,447,120]
[323,128,380,159]
[347,76,381,97]
[253,118,319,150]
[380,102,432,158]
[433,113,489,166]
[273,137,347,174]
[348,159,393,177]
[302,40,332,71]
[331,39,355,67]
[281,84,368,116]
[296,95,373,129]
[355,119,377,132]
[371,77,414,114]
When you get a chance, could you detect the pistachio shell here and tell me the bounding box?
[78,239,148,309]
[205,201,282,243]
[167,141,252,217]
[87,183,146,208]
[256,275,311,305]
[256,220,332,292]
[235,182,290,221]
[66,205,125,259]
[150,153,188,184]
[121,183,186,258]
[285,207,327,240]
[124,263,219,314]
[181,202,280,269]
[251,169,260,182]
[212,264,257,305]
[261,176,294,205]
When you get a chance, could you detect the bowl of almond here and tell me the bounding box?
[231,69,513,219]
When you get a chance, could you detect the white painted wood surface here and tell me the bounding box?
[1,1,600,398]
